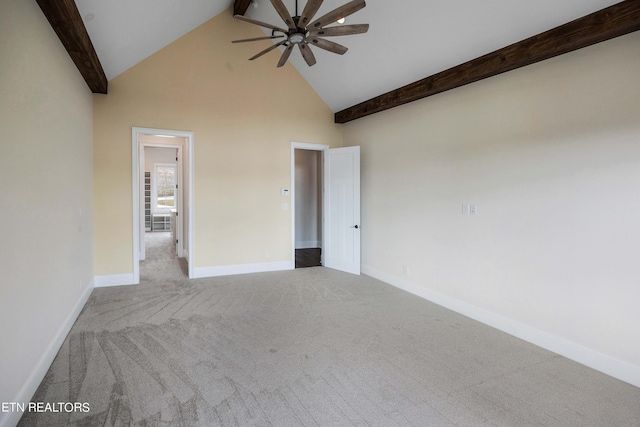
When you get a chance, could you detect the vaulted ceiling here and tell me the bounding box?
[43,1,639,122]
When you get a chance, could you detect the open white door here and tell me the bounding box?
[323,146,361,275]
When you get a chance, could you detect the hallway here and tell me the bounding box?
[140,231,188,283]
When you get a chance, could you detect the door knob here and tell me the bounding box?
[350,225,359,229]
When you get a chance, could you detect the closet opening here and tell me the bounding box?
[292,144,326,268]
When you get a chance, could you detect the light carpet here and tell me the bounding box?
[19,232,640,426]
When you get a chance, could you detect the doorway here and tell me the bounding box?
[141,145,185,279]
[294,148,322,268]
[291,142,328,268]
[291,143,361,274]
[132,127,194,284]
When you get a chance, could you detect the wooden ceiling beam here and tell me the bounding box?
[335,0,640,124]
[36,0,108,94]
[234,0,253,16]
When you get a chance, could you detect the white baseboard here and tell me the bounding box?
[295,241,321,249]
[94,273,136,288]
[193,260,292,278]
[0,280,94,427]
[362,265,640,389]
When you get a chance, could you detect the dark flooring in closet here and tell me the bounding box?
[295,248,322,268]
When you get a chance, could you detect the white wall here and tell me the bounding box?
[145,147,177,172]
[145,146,178,214]
[344,32,640,386]
[0,1,95,425]
[295,149,322,248]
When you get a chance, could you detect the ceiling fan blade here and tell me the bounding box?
[308,37,348,55]
[299,43,317,67]
[249,40,287,60]
[233,15,287,33]
[298,0,324,28]
[233,35,285,43]
[270,0,296,30]
[308,0,366,30]
[277,44,295,67]
[309,23,369,37]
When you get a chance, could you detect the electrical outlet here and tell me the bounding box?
[264,250,270,258]
[469,204,477,215]
[402,265,409,275]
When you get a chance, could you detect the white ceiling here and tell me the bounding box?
[74,0,621,112]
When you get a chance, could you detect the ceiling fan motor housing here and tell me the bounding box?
[287,16,307,44]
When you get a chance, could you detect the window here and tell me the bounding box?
[155,163,176,209]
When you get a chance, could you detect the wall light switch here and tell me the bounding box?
[282,203,288,211]
[469,204,477,215]
[462,204,470,215]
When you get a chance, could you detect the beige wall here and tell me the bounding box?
[93,8,343,275]
[0,0,94,418]
[344,32,640,373]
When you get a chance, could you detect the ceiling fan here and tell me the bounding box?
[232,0,369,67]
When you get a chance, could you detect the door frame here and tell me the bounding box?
[290,142,329,268]
[132,127,195,283]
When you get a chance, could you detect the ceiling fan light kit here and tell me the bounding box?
[232,0,369,68]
